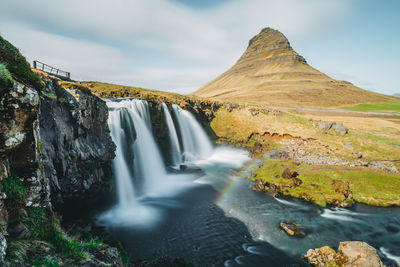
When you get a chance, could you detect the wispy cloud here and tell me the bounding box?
[1,0,354,93]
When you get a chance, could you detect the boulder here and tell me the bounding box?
[338,241,384,267]
[303,241,384,267]
[318,121,333,130]
[335,123,348,135]
[279,221,306,237]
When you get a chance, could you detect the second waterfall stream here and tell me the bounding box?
[98,98,249,226]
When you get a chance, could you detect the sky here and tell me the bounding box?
[0,0,399,95]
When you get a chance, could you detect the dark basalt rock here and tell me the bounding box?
[38,77,116,212]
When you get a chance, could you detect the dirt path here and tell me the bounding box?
[263,105,400,119]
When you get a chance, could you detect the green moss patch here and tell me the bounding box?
[252,159,400,207]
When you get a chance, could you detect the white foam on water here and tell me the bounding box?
[380,247,400,265]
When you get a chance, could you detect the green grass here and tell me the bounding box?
[0,63,13,88]
[252,158,400,207]
[340,101,400,112]
[0,35,44,90]
[3,176,28,215]
[3,176,112,266]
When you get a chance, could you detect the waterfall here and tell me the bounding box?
[111,98,152,130]
[107,99,167,197]
[107,107,137,207]
[162,103,182,167]
[172,104,213,162]
[99,98,248,226]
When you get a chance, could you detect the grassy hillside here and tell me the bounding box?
[76,81,212,105]
[0,35,44,90]
[192,28,397,107]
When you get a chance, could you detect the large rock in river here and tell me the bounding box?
[303,241,384,267]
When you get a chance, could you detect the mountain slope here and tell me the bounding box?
[192,28,396,107]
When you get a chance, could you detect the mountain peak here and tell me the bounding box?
[240,27,306,65]
[192,27,395,107]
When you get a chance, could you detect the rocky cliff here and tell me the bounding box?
[193,27,396,107]
[0,50,121,265]
[39,73,115,212]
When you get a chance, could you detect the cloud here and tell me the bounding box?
[0,0,352,92]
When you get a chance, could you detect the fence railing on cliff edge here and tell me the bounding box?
[33,60,71,80]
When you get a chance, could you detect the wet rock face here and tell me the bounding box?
[39,78,116,210]
[303,241,384,267]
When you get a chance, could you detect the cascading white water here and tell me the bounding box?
[172,104,213,162]
[107,99,167,197]
[161,103,182,166]
[99,98,248,227]
[107,107,137,207]
[98,99,198,226]
[117,98,152,130]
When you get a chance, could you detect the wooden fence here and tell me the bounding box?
[33,60,71,80]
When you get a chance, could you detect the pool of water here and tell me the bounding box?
[100,158,400,266]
